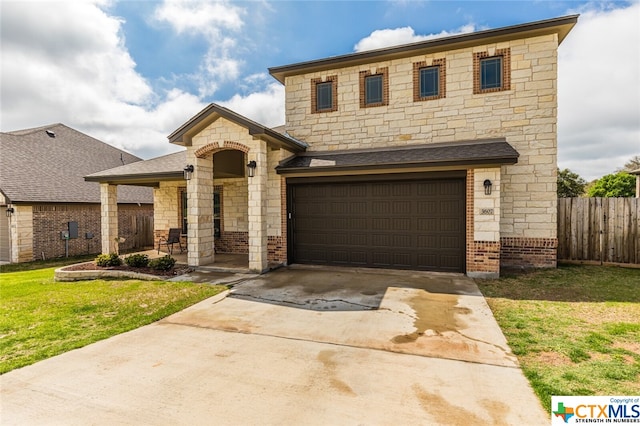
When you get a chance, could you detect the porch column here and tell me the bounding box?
[100,183,118,254]
[187,156,214,266]
[248,141,268,272]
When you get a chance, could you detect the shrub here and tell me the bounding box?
[124,254,149,268]
[95,253,122,267]
[149,255,176,271]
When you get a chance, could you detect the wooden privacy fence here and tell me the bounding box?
[132,215,154,249]
[558,198,639,264]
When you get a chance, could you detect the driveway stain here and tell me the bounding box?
[317,350,356,396]
[412,384,488,425]
[392,291,471,344]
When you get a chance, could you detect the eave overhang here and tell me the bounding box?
[269,14,578,84]
[168,103,307,152]
[276,139,519,176]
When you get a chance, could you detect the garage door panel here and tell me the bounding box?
[290,178,465,272]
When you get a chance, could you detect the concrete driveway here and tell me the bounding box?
[1,267,548,425]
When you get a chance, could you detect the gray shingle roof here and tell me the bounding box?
[0,123,153,204]
[85,151,186,183]
[276,138,519,174]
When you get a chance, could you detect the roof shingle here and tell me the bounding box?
[0,124,153,204]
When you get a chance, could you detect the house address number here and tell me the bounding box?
[480,208,494,215]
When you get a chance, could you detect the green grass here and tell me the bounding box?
[476,264,640,412]
[0,260,225,374]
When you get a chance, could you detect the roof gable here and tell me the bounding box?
[168,103,307,151]
[0,123,152,204]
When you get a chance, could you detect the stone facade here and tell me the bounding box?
[282,33,562,275]
[180,118,295,271]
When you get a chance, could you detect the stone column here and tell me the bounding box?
[187,156,214,266]
[100,183,118,254]
[10,205,34,263]
[248,141,268,272]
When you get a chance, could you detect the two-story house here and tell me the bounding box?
[88,14,578,277]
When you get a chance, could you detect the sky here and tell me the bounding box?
[1,0,639,181]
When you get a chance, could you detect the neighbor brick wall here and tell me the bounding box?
[31,203,152,261]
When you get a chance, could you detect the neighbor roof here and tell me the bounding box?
[0,124,153,204]
[276,139,519,175]
[269,14,578,83]
[85,151,186,186]
[168,103,307,151]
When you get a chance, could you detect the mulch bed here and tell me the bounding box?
[63,262,193,278]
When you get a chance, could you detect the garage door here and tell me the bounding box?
[288,176,466,272]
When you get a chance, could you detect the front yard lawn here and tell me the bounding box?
[0,262,225,374]
[476,264,640,412]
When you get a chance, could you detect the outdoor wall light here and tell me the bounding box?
[483,179,493,195]
[6,207,14,217]
[247,160,257,178]
[183,164,194,180]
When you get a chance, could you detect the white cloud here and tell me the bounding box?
[354,24,477,52]
[221,82,285,127]
[153,0,246,97]
[558,3,640,180]
[0,1,204,159]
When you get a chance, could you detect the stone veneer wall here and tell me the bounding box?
[285,33,560,269]
[186,119,293,270]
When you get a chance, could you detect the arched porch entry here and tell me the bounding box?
[186,140,268,272]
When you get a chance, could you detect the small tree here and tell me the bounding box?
[618,155,640,173]
[587,172,636,197]
[557,168,586,198]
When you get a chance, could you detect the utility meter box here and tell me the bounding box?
[68,221,79,239]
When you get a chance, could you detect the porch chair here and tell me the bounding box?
[157,228,184,255]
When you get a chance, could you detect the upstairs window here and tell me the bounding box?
[359,67,389,108]
[311,76,337,113]
[365,75,383,104]
[413,58,446,101]
[480,57,502,90]
[473,48,511,94]
[420,67,439,97]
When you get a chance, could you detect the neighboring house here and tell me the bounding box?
[88,15,578,277]
[0,124,153,263]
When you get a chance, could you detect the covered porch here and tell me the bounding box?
[85,104,307,273]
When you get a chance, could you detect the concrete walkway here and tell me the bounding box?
[1,267,548,425]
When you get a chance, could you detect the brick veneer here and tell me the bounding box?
[413,58,446,102]
[311,75,338,113]
[359,67,389,108]
[473,48,511,94]
[501,237,557,269]
[32,203,152,260]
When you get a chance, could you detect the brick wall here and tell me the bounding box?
[31,203,152,260]
[501,237,557,269]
